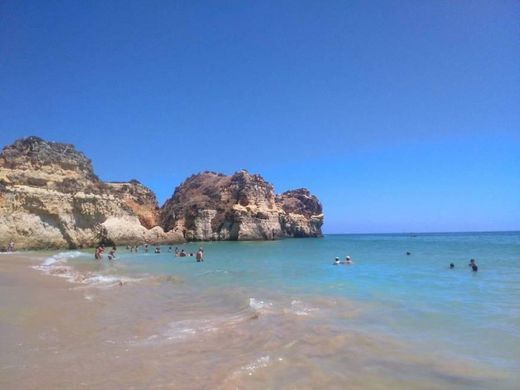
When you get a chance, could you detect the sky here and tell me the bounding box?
[0,0,519,233]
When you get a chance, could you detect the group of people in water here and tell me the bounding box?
[332,252,480,272]
[125,244,203,260]
[450,259,479,272]
[93,244,205,262]
[174,247,205,261]
[333,256,354,265]
[23,240,475,272]
[94,245,116,261]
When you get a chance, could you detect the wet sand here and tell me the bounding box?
[0,253,513,389]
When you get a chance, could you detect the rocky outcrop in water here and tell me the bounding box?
[160,170,323,241]
[0,137,182,249]
[0,137,323,249]
[277,189,324,238]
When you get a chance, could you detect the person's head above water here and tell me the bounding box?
[450,263,454,268]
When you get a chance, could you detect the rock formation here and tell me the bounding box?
[160,170,323,241]
[0,137,323,249]
[0,137,182,249]
[276,189,324,238]
[105,180,160,229]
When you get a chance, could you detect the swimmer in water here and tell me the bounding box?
[95,245,104,260]
[108,248,116,261]
[179,249,187,257]
[345,256,353,264]
[333,257,340,265]
[406,251,411,256]
[450,263,455,269]
[469,259,478,272]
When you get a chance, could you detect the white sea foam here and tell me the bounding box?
[240,355,271,376]
[76,274,144,289]
[164,319,218,341]
[33,251,139,288]
[288,300,319,316]
[32,251,86,283]
[41,251,84,266]
[82,275,122,284]
[249,298,273,311]
[164,311,256,340]
[132,309,257,347]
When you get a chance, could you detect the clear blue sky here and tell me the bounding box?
[1,0,519,233]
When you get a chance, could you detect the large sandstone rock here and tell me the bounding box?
[277,189,324,238]
[105,180,160,229]
[160,170,323,241]
[0,137,183,249]
[0,137,324,249]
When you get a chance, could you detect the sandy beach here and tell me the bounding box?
[2,241,518,390]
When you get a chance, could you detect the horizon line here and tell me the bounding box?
[323,230,519,236]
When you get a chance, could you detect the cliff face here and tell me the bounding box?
[160,170,323,241]
[0,137,182,249]
[277,189,324,238]
[0,137,324,249]
[105,180,160,229]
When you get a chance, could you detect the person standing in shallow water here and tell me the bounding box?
[95,245,104,260]
[196,248,204,262]
[469,259,478,272]
[108,247,116,261]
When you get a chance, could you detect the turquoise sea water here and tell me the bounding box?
[54,232,520,387]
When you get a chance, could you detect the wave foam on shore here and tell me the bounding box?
[33,251,141,288]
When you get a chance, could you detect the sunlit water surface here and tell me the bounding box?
[29,232,520,388]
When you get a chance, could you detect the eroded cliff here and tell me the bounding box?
[160,170,323,241]
[0,137,323,249]
[0,137,182,249]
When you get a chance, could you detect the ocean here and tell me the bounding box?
[23,232,520,388]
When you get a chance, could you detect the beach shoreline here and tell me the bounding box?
[0,253,95,388]
[1,240,518,389]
